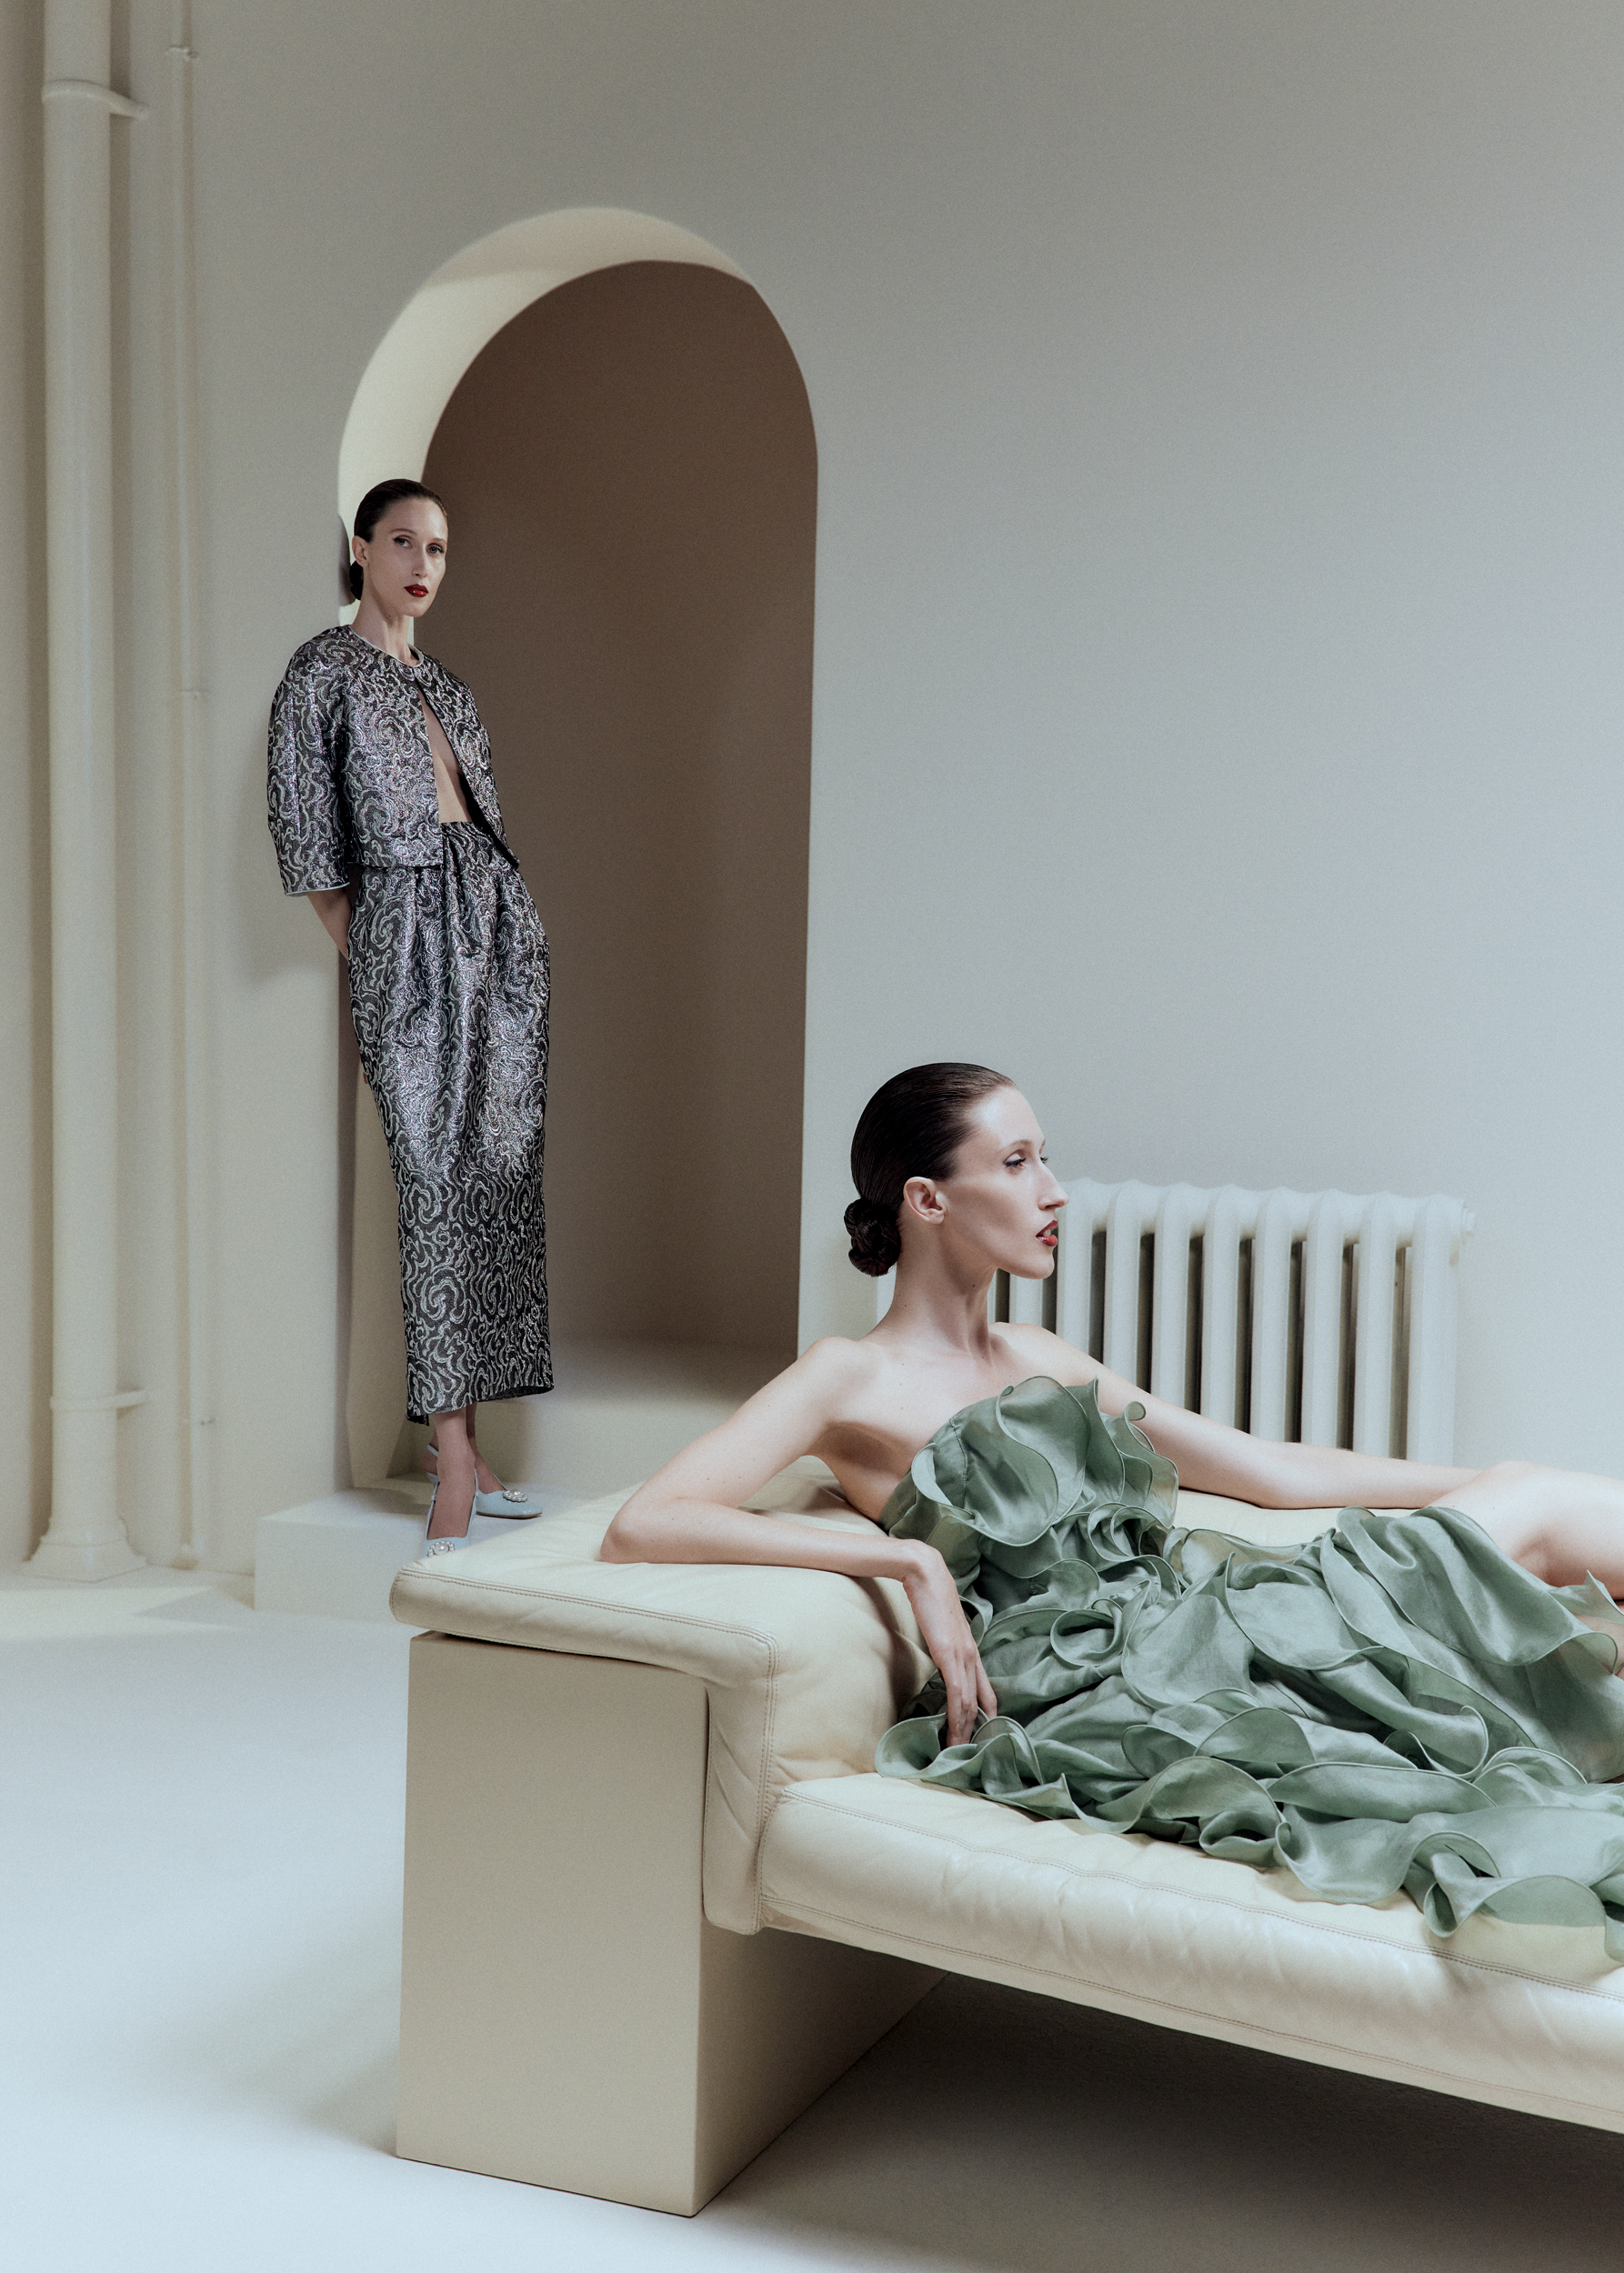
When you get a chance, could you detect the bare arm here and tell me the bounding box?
[306,886,352,960]
[1010,1327,1473,1509]
[604,1340,997,1740]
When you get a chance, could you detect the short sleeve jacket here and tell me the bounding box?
[266,625,516,895]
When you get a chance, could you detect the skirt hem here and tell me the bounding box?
[406,1374,555,1425]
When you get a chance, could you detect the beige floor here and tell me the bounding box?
[4,1564,1622,2272]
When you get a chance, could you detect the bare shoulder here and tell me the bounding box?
[996,1324,1102,1388]
[613,1333,885,1519]
[766,1333,888,1416]
[688,1334,880,1440]
[793,1332,877,1382]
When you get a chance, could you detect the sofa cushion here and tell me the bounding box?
[1173,1487,1345,1544]
[758,1771,1624,2131]
[388,1468,1351,1931]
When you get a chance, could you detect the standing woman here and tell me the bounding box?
[267,478,552,1552]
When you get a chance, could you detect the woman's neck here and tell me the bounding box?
[877,1250,999,1358]
[350,594,417,664]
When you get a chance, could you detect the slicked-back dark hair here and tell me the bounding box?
[845,1062,1011,1277]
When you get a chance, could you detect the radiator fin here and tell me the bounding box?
[874,1182,1472,1463]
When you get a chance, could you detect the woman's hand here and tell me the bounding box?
[901,1542,997,1744]
[307,886,353,961]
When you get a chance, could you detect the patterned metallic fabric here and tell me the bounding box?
[349,826,550,1420]
[267,625,513,893]
[267,628,550,1421]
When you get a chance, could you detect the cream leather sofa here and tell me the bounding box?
[389,1460,1624,2215]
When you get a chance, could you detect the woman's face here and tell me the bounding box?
[904,1086,1068,1280]
[353,497,448,620]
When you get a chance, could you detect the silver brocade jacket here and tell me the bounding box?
[266,624,516,896]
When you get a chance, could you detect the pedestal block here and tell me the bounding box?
[396,1633,938,2214]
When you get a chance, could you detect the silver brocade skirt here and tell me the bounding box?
[347,823,551,1422]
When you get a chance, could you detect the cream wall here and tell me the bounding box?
[0,6,50,1566]
[13,1,1624,1568]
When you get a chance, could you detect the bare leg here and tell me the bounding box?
[1448,1461,1624,1596]
[426,1407,478,1541]
[424,1405,504,1497]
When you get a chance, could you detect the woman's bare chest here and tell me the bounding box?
[816,1347,1047,1519]
[418,693,472,823]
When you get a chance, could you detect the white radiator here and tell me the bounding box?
[873,1181,1474,1463]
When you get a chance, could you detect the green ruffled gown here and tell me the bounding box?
[874,1377,1624,1956]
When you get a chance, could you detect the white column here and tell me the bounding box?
[31,0,147,1580]
[166,7,213,1567]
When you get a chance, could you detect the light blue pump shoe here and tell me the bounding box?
[423,1439,544,1518]
[420,1477,474,1558]
[474,1486,544,1517]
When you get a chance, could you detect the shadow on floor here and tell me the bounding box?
[153,1914,405,2153]
[708,1975,1624,2273]
[135,1577,257,1624]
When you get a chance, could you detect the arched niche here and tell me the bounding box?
[337,215,814,1487]
[337,208,748,531]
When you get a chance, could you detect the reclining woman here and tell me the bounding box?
[604,1061,1624,1946]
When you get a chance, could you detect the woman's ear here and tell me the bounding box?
[902,1175,947,1228]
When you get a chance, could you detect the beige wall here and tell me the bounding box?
[422,263,812,1355]
[11,3,1624,1567]
[0,4,49,1566]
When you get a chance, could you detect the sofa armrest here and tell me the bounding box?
[387,1460,1348,1932]
[389,1459,933,1932]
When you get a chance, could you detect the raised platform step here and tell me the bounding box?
[254,1480,590,1625]
[256,1338,787,1624]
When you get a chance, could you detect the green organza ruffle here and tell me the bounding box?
[873,1377,1624,1957]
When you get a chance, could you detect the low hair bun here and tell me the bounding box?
[347,559,365,602]
[844,1196,901,1277]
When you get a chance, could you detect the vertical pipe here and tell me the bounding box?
[167,3,212,1566]
[31,0,145,1578]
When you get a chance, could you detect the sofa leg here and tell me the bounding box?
[396,1632,939,2215]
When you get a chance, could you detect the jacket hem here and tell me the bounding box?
[283,872,353,897]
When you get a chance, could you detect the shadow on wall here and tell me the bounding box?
[419,260,816,1357]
